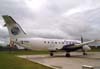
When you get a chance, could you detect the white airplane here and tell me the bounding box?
[2,15,100,57]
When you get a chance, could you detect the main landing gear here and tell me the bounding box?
[65,52,71,57]
[50,52,54,56]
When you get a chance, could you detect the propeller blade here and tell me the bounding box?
[81,36,84,43]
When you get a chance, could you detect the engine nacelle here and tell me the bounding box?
[82,45,91,51]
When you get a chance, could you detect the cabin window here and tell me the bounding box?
[62,42,64,44]
[66,41,68,44]
[55,42,57,44]
[44,41,46,43]
[48,41,50,44]
[70,42,73,44]
[69,42,71,44]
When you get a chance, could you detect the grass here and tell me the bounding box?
[0,47,99,69]
[0,50,52,69]
[7,50,49,55]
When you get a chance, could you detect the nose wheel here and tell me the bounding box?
[65,52,71,57]
[82,50,87,55]
[83,52,87,55]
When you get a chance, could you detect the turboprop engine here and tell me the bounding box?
[82,45,91,51]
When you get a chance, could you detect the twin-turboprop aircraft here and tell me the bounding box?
[2,15,100,57]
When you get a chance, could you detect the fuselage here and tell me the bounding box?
[16,37,81,51]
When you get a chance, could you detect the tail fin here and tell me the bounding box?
[2,15,26,40]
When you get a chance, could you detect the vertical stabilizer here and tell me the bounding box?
[2,15,26,40]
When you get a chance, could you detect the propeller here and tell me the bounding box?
[80,36,87,55]
[80,36,91,55]
[81,36,84,43]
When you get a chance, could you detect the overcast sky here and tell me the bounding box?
[0,0,100,44]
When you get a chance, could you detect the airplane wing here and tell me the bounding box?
[75,40,100,47]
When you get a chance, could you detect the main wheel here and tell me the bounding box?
[50,52,54,56]
[65,53,70,57]
[83,52,87,55]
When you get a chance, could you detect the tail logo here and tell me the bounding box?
[11,26,20,35]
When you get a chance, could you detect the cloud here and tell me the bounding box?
[0,0,100,44]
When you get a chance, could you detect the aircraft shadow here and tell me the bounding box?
[45,53,100,60]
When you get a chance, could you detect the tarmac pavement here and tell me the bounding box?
[18,52,100,69]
